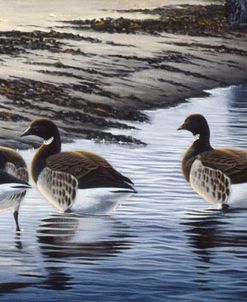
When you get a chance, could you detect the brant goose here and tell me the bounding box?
[178,114,247,209]
[0,147,30,231]
[21,119,136,214]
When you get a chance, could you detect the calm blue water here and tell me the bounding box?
[0,85,247,301]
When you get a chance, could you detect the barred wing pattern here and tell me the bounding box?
[190,159,231,206]
[37,167,78,212]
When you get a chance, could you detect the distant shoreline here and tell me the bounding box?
[0,3,246,149]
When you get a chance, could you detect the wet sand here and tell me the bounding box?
[0,1,246,148]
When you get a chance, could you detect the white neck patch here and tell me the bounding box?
[44,136,54,145]
[193,134,200,142]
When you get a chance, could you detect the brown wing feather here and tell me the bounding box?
[46,151,134,190]
[75,151,133,185]
[46,151,98,179]
[74,151,112,169]
[198,148,247,184]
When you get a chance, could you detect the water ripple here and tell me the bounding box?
[0,85,247,301]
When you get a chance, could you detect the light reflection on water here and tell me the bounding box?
[0,85,247,301]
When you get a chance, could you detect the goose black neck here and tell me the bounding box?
[42,131,61,156]
[182,128,213,182]
[194,124,212,152]
[32,130,61,183]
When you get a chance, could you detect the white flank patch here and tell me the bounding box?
[0,183,27,211]
[0,183,28,192]
[228,183,247,208]
[71,187,134,215]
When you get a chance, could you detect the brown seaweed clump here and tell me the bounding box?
[64,5,229,36]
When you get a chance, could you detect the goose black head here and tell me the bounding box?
[21,118,59,141]
[177,114,210,139]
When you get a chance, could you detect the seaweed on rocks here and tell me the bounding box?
[0,77,147,147]
[63,5,229,36]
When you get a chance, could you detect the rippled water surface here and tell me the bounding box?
[1,85,247,301]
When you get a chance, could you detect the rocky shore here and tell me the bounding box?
[0,2,246,148]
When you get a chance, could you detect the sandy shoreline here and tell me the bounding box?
[0,2,246,148]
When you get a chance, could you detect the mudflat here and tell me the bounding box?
[0,1,246,148]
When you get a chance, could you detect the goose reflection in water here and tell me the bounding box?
[181,209,247,264]
[36,213,133,290]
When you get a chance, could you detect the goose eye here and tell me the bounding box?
[32,126,39,133]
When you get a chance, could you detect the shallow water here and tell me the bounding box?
[0,85,246,301]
